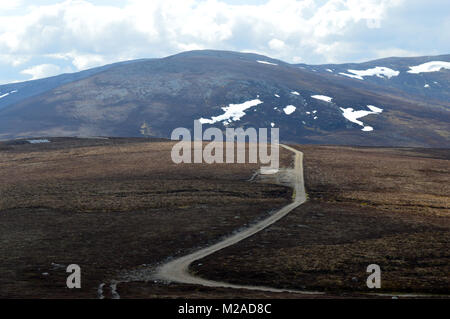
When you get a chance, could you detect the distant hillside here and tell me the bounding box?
[0,50,449,147]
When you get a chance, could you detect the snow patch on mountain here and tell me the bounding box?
[27,139,50,144]
[367,105,383,113]
[339,72,363,80]
[283,105,296,115]
[0,89,18,99]
[346,67,400,79]
[198,99,263,124]
[257,60,278,66]
[311,95,333,103]
[340,105,383,132]
[407,61,450,74]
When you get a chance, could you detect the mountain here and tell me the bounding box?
[298,54,450,102]
[0,50,449,147]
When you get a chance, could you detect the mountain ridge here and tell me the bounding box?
[0,50,449,147]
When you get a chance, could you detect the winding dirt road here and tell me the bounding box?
[153,144,322,295]
[101,144,442,298]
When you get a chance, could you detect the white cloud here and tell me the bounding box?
[71,54,107,70]
[0,54,30,66]
[0,1,404,60]
[1,0,447,82]
[0,0,23,12]
[268,39,286,51]
[47,51,108,70]
[374,48,420,59]
[20,63,61,80]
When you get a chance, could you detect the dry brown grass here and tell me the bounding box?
[302,146,449,215]
[3,139,447,298]
[0,138,292,298]
[194,146,450,295]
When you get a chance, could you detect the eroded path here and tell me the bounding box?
[103,145,442,298]
[153,144,322,295]
[100,144,323,297]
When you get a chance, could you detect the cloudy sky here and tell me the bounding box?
[1,0,449,84]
